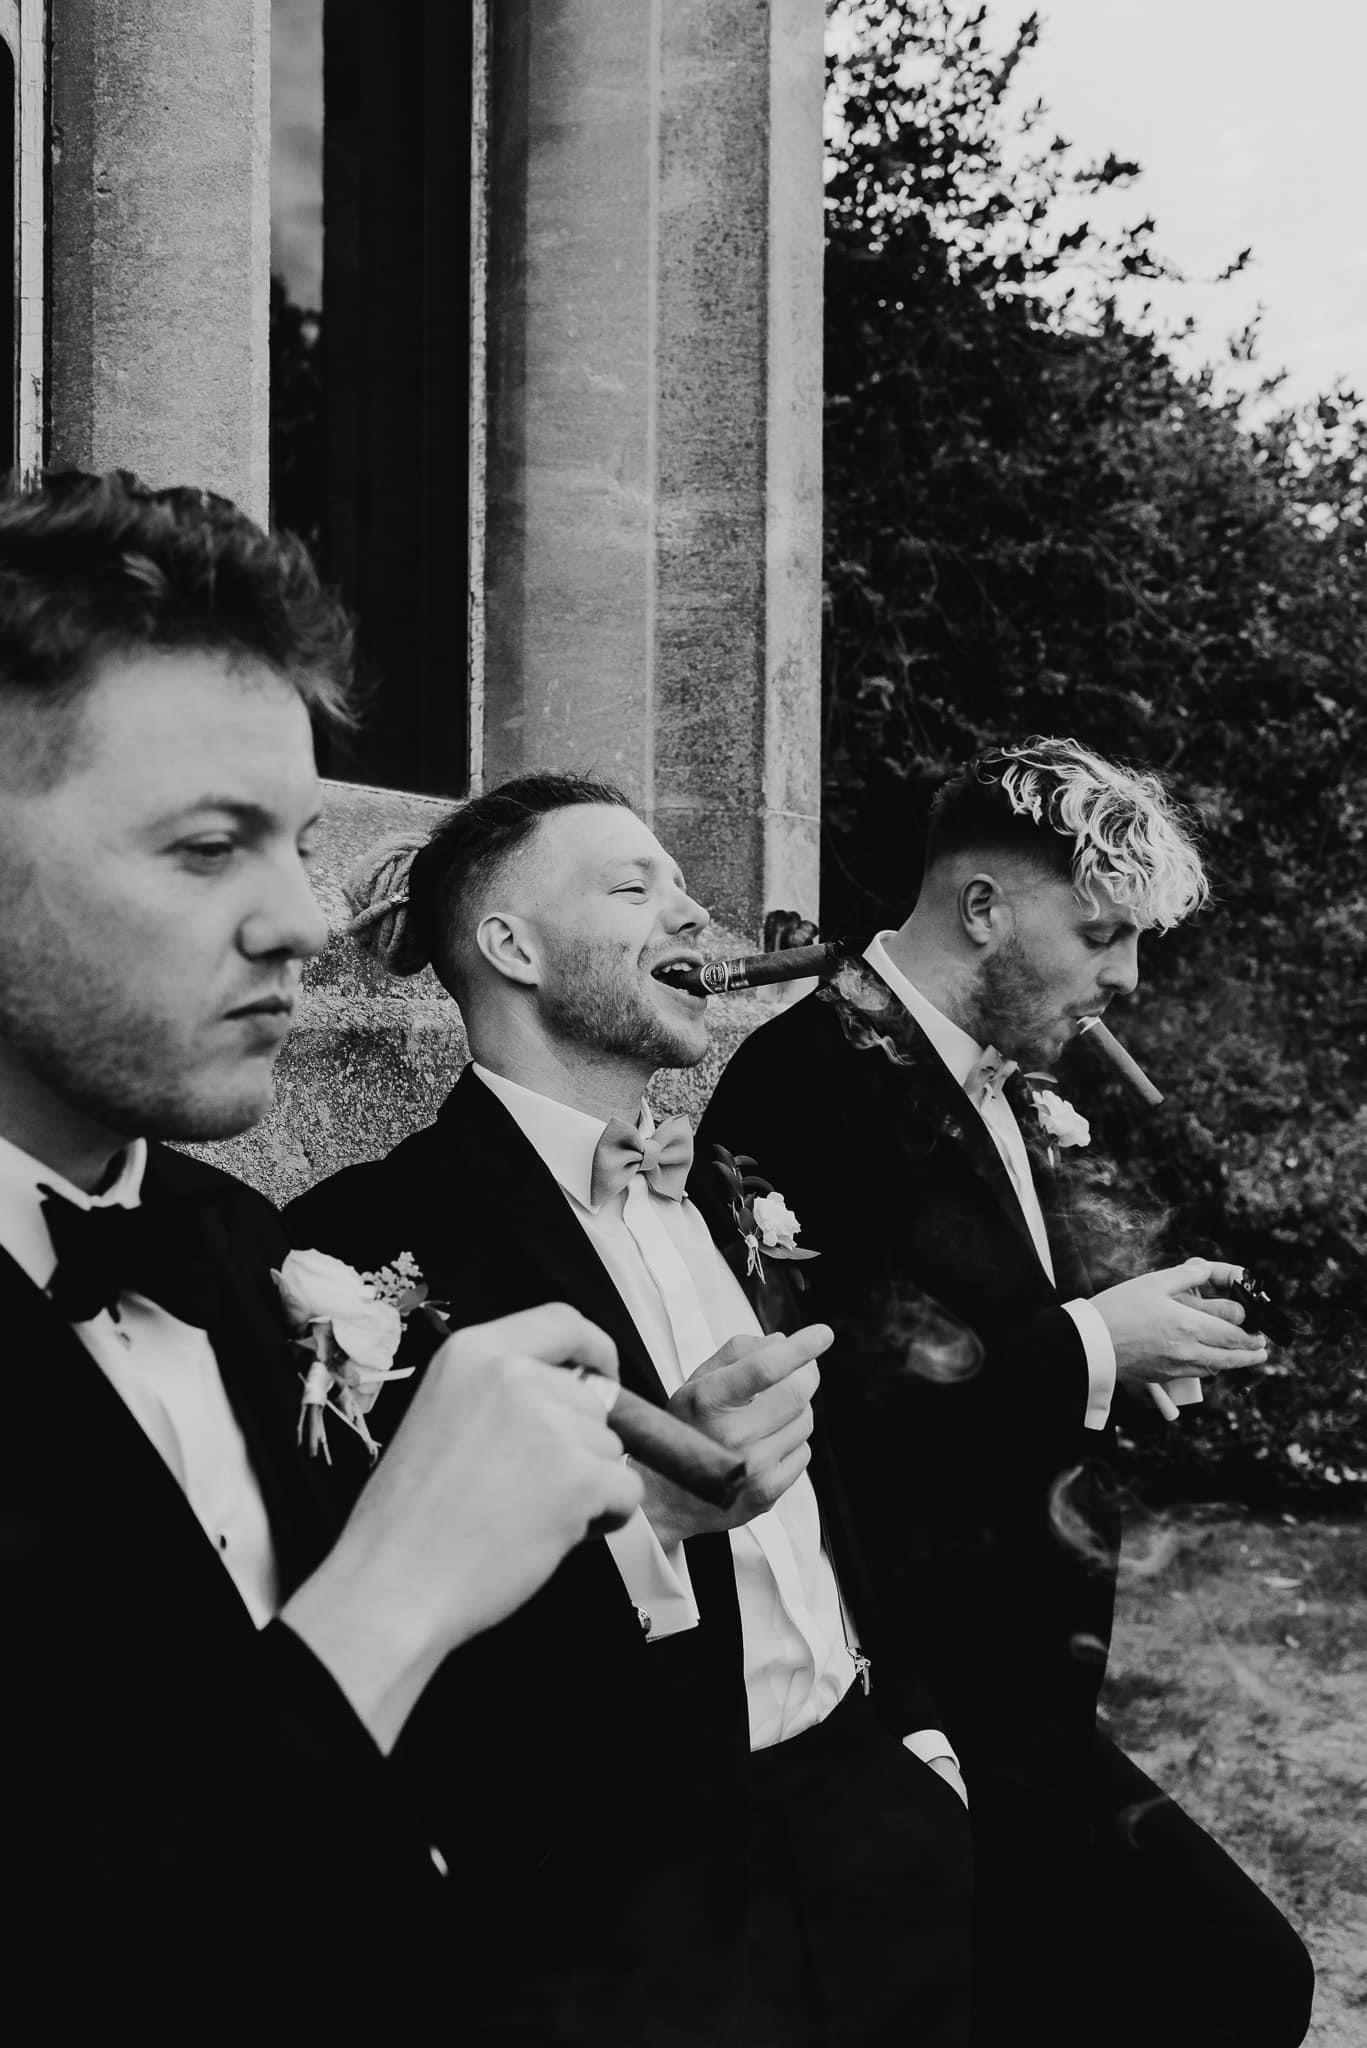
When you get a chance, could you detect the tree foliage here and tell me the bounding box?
[823,1,1367,1505]
[269,273,325,560]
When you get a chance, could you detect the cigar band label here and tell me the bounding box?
[699,960,736,995]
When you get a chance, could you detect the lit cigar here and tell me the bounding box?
[1077,1016,1164,1107]
[665,942,850,996]
[421,1306,746,1510]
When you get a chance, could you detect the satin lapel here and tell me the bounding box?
[140,1151,348,1592]
[435,1072,675,1409]
[686,1113,855,1660]
[685,1147,805,1336]
[1032,1155,1093,1298]
[824,979,1048,1275]
[0,1244,260,1644]
[996,1083,1096,1297]
[684,1157,745,1287]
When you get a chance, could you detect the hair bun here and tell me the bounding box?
[341,831,431,976]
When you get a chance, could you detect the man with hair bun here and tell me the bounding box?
[699,735,1313,2048]
[291,772,975,2047]
[0,471,644,2041]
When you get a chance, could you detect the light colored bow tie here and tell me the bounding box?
[590,1113,695,1208]
[964,1046,1019,1108]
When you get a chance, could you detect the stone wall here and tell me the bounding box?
[48,0,271,518]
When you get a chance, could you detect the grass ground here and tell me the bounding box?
[1101,1513,1367,2048]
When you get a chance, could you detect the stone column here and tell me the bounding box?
[47,0,271,521]
[482,0,825,934]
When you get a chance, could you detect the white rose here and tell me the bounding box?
[330,1296,405,1381]
[1031,1089,1091,1149]
[751,1191,802,1250]
[275,1247,378,1328]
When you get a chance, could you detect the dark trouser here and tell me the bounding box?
[971,1731,1314,2048]
[741,1684,974,2048]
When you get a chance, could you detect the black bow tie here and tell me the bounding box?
[40,1185,221,1330]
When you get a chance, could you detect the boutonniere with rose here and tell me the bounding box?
[273,1247,431,1462]
[1021,1081,1091,1168]
[711,1145,819,1287]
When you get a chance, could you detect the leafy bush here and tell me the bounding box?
[823,3,1367,1505]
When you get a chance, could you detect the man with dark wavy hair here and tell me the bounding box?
[700,736,1313,2048]
[0,471,642,2041]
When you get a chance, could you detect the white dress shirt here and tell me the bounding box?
[472,1064,956,1768]
[864,935,1119,1430]
[0,1131,279,1624]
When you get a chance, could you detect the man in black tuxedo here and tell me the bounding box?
[698,738,1314,2048]
[290,773,974,2047]
[0,472,643,2042]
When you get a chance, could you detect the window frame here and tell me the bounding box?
[0,0,44,479]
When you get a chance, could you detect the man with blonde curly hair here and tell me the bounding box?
[699,735,1313,2048]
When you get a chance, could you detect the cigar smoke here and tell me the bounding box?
[1046,1464,1121,1579]
[1113,1794,1173,1852]
[420,1305,745,1509]
[1068,1631,1110,1670]
[1049,1153,1171,1292]
[1118,1517,1182,1581]
[878,1282,985,1388]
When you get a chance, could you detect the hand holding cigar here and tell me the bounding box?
[632,1324,835,1550]
[420,1305,747,1511]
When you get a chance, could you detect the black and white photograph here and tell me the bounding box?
[1,2,1362,2041]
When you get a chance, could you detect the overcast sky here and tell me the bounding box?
[274,1,1365,412]
[271,0,322,310]
[1025,0,1367,405]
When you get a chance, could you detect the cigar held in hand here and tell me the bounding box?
[421,1306,746,1509]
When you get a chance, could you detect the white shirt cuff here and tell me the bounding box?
[1145,1374,1204,1420]
[902,1727,960,1771]
[602,1510,699,1642]
[1064,1297,1117,1431]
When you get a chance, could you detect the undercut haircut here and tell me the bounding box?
[926,735,1209,931]
[0,468,354,786]
[344,771,635,994]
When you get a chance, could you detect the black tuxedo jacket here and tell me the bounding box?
[1,1146,451,2042]
[697,976,1121,1811]
[288,1065,946,2047]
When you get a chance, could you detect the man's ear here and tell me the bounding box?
[474,911,540,987]
[958,872,1012,953]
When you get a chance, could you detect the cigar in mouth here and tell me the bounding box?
[421,1306,746,1510]
[1077,1016,1165,1107]
[656,941,850,997]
